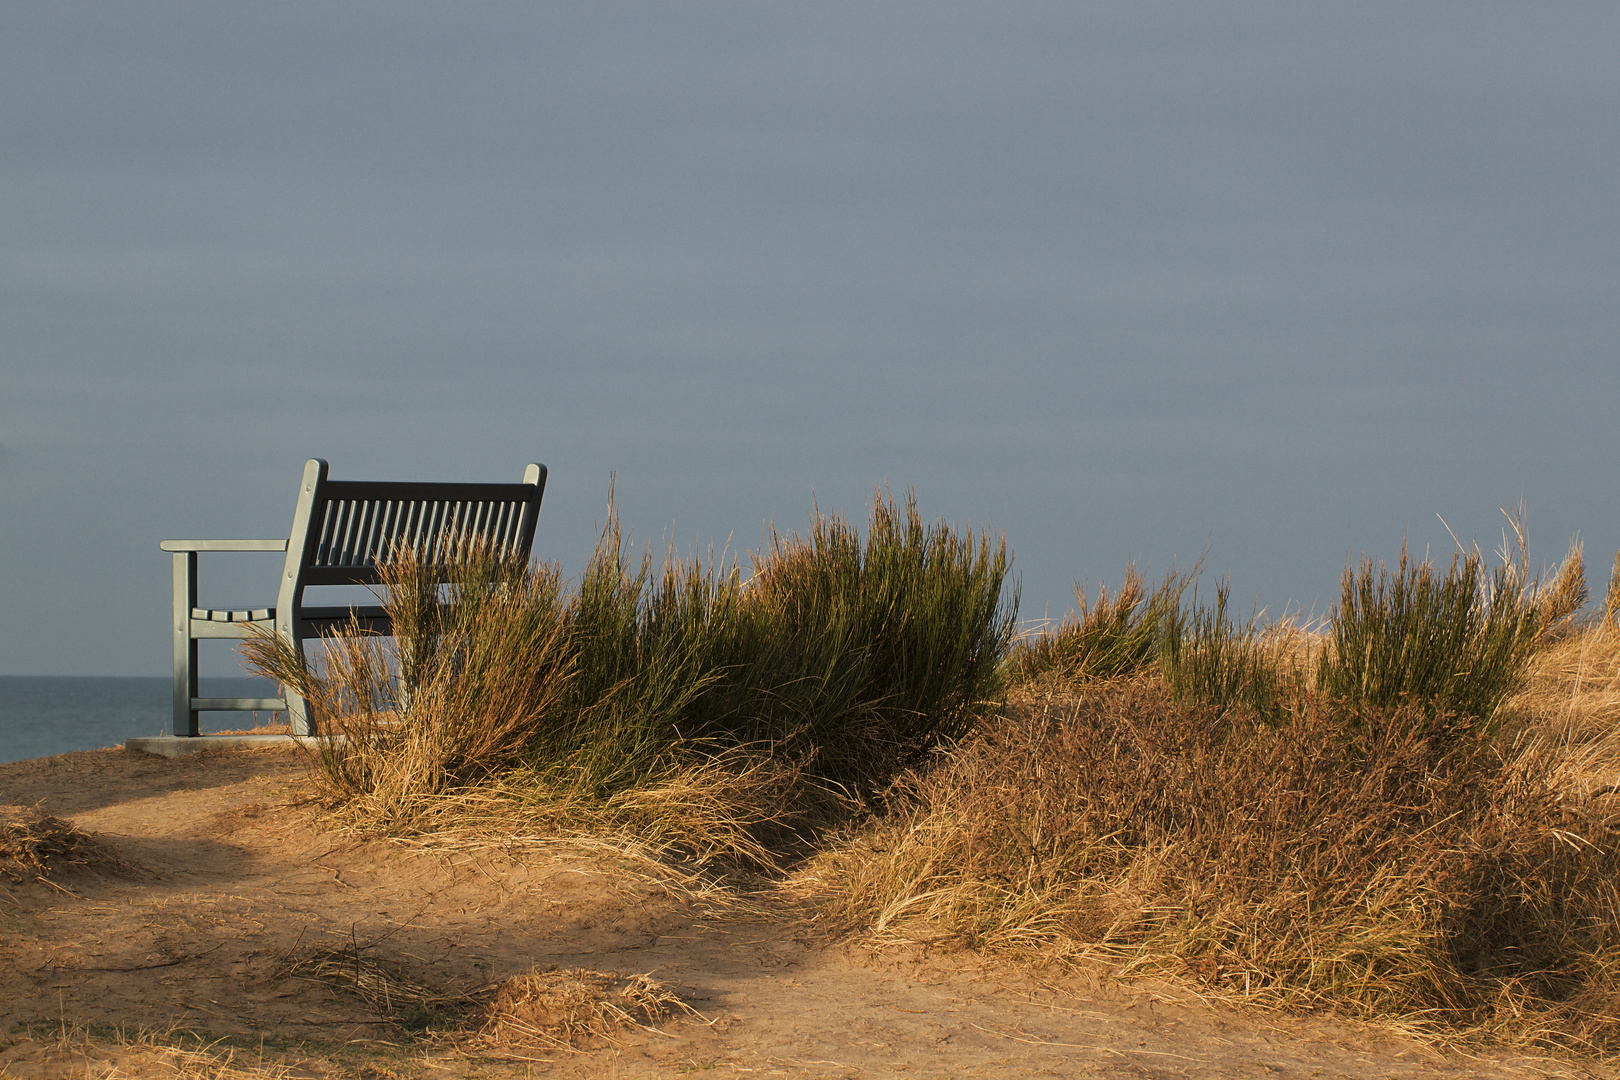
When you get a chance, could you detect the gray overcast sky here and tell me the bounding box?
[3,2,1617,676]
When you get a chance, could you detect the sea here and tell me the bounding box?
[0,676,284,765]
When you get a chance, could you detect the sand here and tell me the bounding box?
[0,745,1610,1079]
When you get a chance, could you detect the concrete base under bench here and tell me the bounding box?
[125,734,328,757]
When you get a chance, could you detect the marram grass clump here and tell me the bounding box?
[1317,544,1540,731]
[1009,563,1186,686]
[245,488,1016,860]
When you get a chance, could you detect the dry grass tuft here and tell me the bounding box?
[1511,621,1620,793]
[8,1025,304,1080]
[243,543,575,823]
[477,968,695,1051]
[1534,539,1589,637]
[0,807,128,888]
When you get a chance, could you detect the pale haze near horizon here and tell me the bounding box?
[3,3,1616,677]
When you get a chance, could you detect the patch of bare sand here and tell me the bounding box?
[0,746,1612,1079]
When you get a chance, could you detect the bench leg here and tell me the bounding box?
[281,624,314,737]
[172,552,200,737]
[285,687,313,737]
[172,639,199,737]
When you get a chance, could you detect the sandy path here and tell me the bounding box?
[0,747,1609,1079]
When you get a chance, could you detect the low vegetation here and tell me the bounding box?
[243,488,1014,863]
[247,495,1620,1055]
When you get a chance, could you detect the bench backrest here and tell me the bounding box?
[281,458,547,598]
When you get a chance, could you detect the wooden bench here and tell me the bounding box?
[161,458,547,737]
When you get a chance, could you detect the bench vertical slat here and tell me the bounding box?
[336,498,361,566]
[315,500,337,567]
[348,498,370,565]
[356,499,380,564]
[449,500,467,554]
[510,497,527,552]
[331,498,352,564]
[405,499,425,559]
[313,499,330,565]
[343,498,371,566]
[452,500,470,550]
[401,501,421,563]
[428,500,448,561]
[477,500,494,547]
[341,499,359,564]
[489,500,509,553]
[436,501,456,559]
[405,500,424,560]
[456,501,472,550]
[364,499,392,564]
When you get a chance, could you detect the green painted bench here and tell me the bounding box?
[160,458,547,737]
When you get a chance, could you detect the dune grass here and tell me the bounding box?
[1316,545,1540,732]
[246,492,1620,1053]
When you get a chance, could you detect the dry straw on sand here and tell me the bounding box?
[476,968,696,1051]
[0,807,128,890]
[279,941,696,1053]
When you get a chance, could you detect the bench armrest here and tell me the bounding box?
[160,539,290,552]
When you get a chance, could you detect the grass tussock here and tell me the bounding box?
[1317,544,1540,731]
[801,679,1620,1047]
[244,488,1014,866]
[1009,564,1185,685]
[243,548,575,823]
[1161,580,1307,721]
